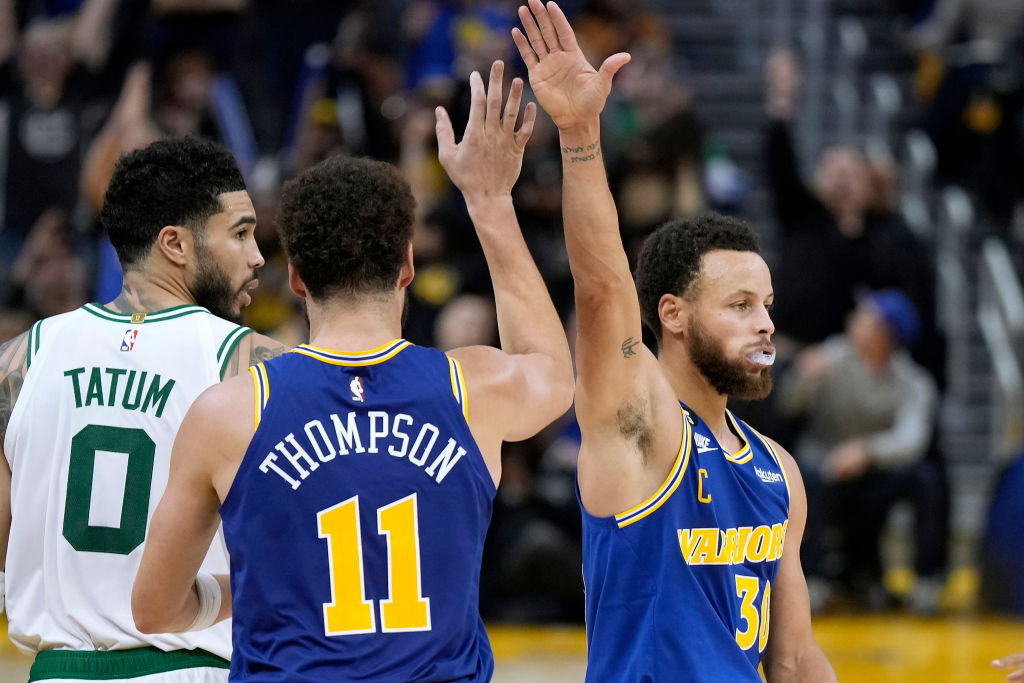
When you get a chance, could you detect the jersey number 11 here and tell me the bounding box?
[317,493,432,635]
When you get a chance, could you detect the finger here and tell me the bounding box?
[546,1,579,52]
[434,106,456,157]
[598,52,631,83]
[996,656,1024,669]
[486,61,504,131]
[511,27,538,68]
[467,70,486,134]
[529,0,561,53]
[518,4,548,56]
[1008,670,1024,683]
[514,101,537,148]
[503,78,525,133]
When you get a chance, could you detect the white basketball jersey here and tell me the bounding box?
[4,303,253,659]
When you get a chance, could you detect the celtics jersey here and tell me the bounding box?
[3,303,252,660]
[580,402,791,682]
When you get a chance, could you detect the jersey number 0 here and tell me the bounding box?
[62,425,156,555]
[317,493,432,636]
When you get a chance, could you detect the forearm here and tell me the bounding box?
[559,122,634,290]
[465,195,569,367]
[766,648,838,683]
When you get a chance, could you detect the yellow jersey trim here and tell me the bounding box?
[249,363,269,431]
[615,407,693,528]
[447,356,469,421]
[721,411,753,464]
[290,340,411,366]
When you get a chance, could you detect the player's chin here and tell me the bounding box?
[735,368,773,401]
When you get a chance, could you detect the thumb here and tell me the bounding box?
[598,52,631,83]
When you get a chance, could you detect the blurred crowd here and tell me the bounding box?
[0,0,1022,622]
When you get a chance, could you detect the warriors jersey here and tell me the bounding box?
[4,303,252,659]
[580,401,791,682]
[221,341,496,682]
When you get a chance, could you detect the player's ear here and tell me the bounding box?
[397,242,415,289]
[288,263,308,298]
[155,225,191,266]
[659,292,686,338]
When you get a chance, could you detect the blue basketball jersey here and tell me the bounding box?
[580,401,791,682]
[220,340,496,682]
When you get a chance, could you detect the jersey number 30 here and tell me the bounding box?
[735,574,771,652]
[317,493,431,636]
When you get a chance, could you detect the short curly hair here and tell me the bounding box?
[102,137,246,269]
[277,154,415,300]
[635,212,761,344]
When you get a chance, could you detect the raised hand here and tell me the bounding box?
[512,0,630,131]
[994,653,1024,682]
[434,60,536,201]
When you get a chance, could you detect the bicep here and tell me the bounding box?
[572,281,656,423]
[221,332,287,379]
[450,346,571,444]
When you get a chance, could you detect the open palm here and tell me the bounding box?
[513,0,630,130]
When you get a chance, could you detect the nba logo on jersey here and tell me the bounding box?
[350,376,365,402]
[121,329,139,352]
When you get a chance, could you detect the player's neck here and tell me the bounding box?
[105,271,196,314]
[658,345,731,437]
[305,293,404,353]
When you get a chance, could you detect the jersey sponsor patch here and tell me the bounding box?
[754,466,784,484]
[120,329,139,352]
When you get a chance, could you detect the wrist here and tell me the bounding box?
[558,120,601,146]
[464,192,515,218]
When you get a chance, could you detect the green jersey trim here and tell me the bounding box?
[26,320,42,369]
[82,303,209,323]
[29,646,229,680]
[217,325,254,379]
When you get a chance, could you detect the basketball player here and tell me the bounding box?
[512,2,837,680]
[131,63,574,682]
[0,136,286,682]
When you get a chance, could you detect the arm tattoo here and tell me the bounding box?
[621,337,640,358]
[221,336,288,379]
[0,332,30,447]
[561,139,601,164]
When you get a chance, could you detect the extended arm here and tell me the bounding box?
[513,1,680,514]
[763,444,837,682]
[132,381,251,633]
[437,61,573,465]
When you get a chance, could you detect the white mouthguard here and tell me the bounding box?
[747,350,776,367]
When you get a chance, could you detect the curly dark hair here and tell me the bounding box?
[635,212,761,344]
[277,154,415,300]
[101,137,246,269]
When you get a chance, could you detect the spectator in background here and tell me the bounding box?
[907,0,1024,226]
[778,290,947,615]
[762,47,944,384]
[0,9,112,301]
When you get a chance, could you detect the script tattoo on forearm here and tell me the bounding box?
[562,139,601,163]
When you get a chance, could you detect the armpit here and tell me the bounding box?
[616,398,653,463]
